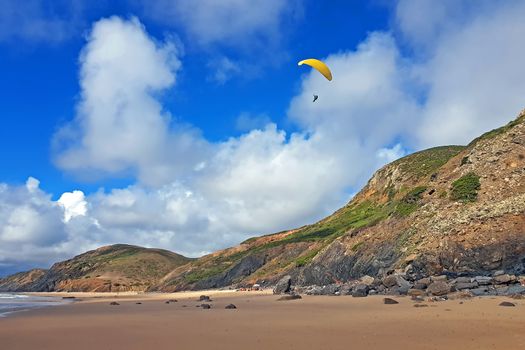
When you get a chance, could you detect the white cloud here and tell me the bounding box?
[141,0,300,82]
[142,0,300,49]
[400,0,525,147]
[0,179,67,269]
[58,191,87,222]
[53,16,209,186]
[25,177,40,192]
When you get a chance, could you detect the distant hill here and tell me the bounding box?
[0,244,192,292]
[152,109,525,291]
[0,269,47,292]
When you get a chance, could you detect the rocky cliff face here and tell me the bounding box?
[154,109,525,291]
[0,244,192,292]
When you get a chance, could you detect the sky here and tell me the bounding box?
[1,0,525,276]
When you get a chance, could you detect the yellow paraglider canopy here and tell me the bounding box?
[298,58,332,81]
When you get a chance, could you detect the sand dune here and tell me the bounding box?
[0,292,524,350]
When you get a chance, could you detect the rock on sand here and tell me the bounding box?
[383,298,399,304]
[273,275,292,294]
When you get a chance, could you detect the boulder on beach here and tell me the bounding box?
[200,303,211,309]
[494,274,514,284]
[447,291,473,300]
[454,277,472,284]
[304,285,324,295]
[499,301,515,307]
[359,275,375,286]
[382,275,398,288]
[383,298,399,304]
[382,274,411,292]
[199,295,212,302]
[470,287,489,296]
[408,289,425,297]
[415,277,431,288]
[273,275,292,294]
[427,281,451,296]
[506,285,525,295]
[110,302,120,305]
[473,276,492,285]
[455,282,478,290]
[352,284,369,297]
[431,275,448,282]
[225,304,237,309]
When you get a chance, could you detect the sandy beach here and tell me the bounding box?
[0,291,523,350]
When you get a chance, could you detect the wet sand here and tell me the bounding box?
[0,292,524,350]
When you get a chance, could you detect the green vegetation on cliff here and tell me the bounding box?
[262,200,390,249]
[393,146,465,179]
[394,186,427,216]
[294,248,322,267]
[450,173,481,202]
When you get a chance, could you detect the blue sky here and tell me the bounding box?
[0,0,389,197]
[1,0,525,275]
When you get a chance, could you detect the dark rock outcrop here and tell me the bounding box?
[351,284,369,297]
[273,275,292,294]
[193,254,267,290]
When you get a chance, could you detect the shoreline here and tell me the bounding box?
[0,289,271,317]
[0,293,71,318]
